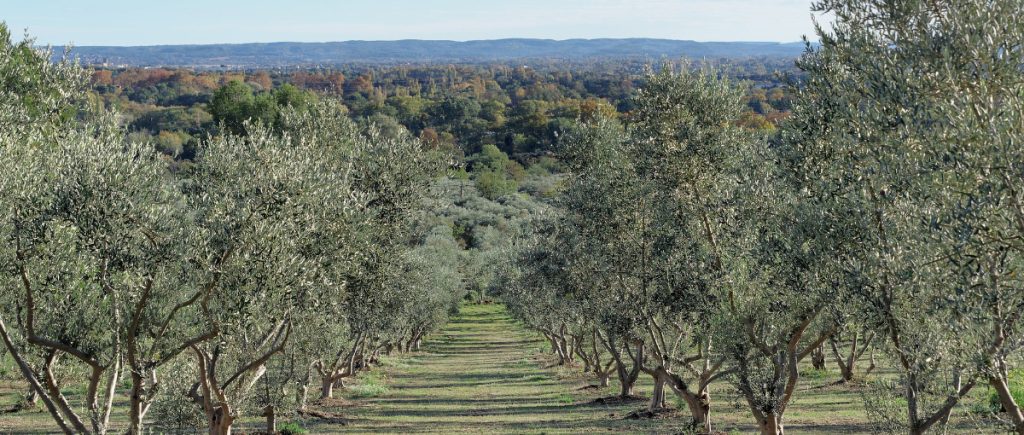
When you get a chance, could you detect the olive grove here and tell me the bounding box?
[3,0,1024,433]
[502,1,1024,434]
[0,25,464,435]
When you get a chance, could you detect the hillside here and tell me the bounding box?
[59,38,807,67]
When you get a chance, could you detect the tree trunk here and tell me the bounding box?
[657,366,711,433]
[263,405,276,434]
[617,361,637,397]
[297,384,309,411]
[208,404,234,435]
[839,362,854,382]
[612,342,642,398]
[990,375,1024,434]
[320,375,335,400]
[0,316,78,434]
[649,376,666,411]
[128,371,145,435]
[758,413,784,435]
[23,388,39,409]
[830,333,873,383]
[811,345,825,371]
[692,387,711,434]
[597,372,610,388]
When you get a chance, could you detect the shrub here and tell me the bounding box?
[278,421,308,435]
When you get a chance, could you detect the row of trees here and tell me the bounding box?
[0,24,465,434]
[502,1,1024,434]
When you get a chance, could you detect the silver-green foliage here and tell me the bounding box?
[787,0,1024,432]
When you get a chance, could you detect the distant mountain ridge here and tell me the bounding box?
[58,38,807,68]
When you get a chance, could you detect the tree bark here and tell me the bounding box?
[810,344,825,371]
[758,413,784,435]
[654,365,712,433]
[829,332,873,382]
[263,405,276,434]
[320,375,335,400]
[23,388,39,409]
[598,332,641,398]
[128,371,145,435]
[208,404,234,435]
[990,375,1024,435]
[649,376,666,411]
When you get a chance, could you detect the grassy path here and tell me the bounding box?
[0,303,1004,433]
[315,303,689,434]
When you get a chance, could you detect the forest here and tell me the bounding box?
[1,1,1023,434]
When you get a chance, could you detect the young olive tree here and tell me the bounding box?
[183,118,357,435]
[625,67,751,431]
[273,103,439,402]
[0,116,191,435]
[538,68,752,432]
[0,26,224,434]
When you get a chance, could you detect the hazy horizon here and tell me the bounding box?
[50,37,809,49]
[7,0,827,46]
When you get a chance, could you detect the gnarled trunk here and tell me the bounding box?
[648,376,666,411]
[810,345,825,371]
[618,350,643,397]
[829,332,874,382]
[598,331,642,398]
[690,388,711,434]
[757,413,784,435]
[320,375,335,400]
[654,365,712,433]
[208,404,234,435]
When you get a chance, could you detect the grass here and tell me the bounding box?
[348,371,391,398]
[308,303,1008,434]
[0,303,1012,434]
[278,421,309,435]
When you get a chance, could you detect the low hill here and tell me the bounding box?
[60,38,807,67]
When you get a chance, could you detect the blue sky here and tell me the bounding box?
[5,0,827,46]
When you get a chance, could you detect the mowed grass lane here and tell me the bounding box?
[314,303,695,434]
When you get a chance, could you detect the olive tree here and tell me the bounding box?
[273,102,440,402]
[785,0,1024,432]
[0,25,223,434]
[624,67,751,432]
[183,119,355,435]
[717,155,842,435]
[0,116,187,435]
[535,68,752,432]
[557,117,652,399]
